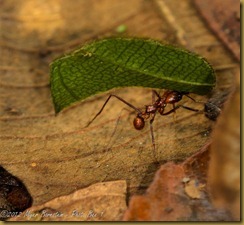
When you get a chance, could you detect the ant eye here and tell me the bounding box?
[133,117,145,130]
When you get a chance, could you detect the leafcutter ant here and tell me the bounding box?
[86,90,200,152]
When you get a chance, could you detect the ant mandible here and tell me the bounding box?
[86,90,199,151]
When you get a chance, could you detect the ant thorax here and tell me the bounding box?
[145,105,157,114]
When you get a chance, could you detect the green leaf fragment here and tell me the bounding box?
[50,38,215,113]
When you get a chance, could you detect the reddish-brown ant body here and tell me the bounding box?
[86,90,199,151]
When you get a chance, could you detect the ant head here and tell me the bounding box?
[166,91,183,104]
[133,116,145,130]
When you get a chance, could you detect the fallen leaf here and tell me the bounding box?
[123,148,234,221]
[194,0,240,61]
[123,162,192,221]
[9,180,127,221]
[0,166,32,221]
[208,71,240,220]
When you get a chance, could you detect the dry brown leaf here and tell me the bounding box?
[123,162,191,221]
[9,180,127,221]
[208,71,240,220]
[194,0,240,61]
[123,148,233,221]
[0,166,32,220]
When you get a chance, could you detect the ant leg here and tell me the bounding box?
[149,113,157,158]
[152,91,156,104]
[85,94,142,127]
[152,90,160,103]
[162,104,199,116]
[180,105,199,112]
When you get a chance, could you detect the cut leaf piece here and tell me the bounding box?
[50,38,215,113]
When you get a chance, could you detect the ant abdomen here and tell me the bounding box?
[133,116,145,130]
